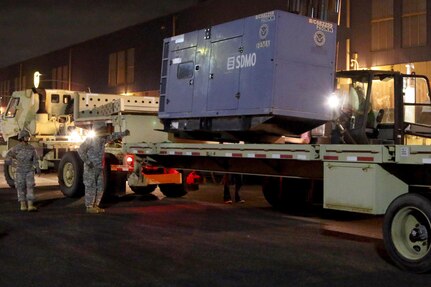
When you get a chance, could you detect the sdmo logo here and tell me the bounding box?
[227,53,257,70]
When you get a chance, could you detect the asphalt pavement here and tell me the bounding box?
[1,168,431,286]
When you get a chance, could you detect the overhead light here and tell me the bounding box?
[34,71,42,88]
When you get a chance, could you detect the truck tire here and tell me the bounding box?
[159,170,187,197]
[130,185,157,195]
[383,193,431,273]
[103,153,127,200]
[262,177,282,209]
[58,151,84,198]
[159,184,187,197]
[4,161,16,188]
[262,177,312,212]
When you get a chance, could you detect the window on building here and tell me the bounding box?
[22,76,27,90]
[52,65,69,89]
[0,80,10,96]
[371,0,394,51]
[402,0,427,48]
[108,48,135,87]
[12,76,27,90]
[5,97,19,118]
[117,50,126,85]
[127,48,135,84]
[286,0,340,22]
[108,53,117,87]
[14,77,19,91]
[0,80,10,109]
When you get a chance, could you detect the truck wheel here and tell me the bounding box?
[103,153,127,200]
[58,151,84,198]
[4,162,16,188]
[262,177,312,212]
[383,193,431,273]
[262,177,282,209]
[159,184,187,198]
[130,185,157,195]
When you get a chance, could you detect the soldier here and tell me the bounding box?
[222,173,245,204]
[78,122,130,214]
[5,129,40,212]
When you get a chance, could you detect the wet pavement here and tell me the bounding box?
[1,167,431,286]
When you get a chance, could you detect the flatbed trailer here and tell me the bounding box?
[126,141,431,273]
[153,8,431,271]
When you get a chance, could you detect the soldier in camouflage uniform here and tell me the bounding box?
[78,122,130,213]
[5,129,41,212]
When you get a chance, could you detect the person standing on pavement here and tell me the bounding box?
[222,173,245,204]
[5,129,40,212]
[78,122,130,214]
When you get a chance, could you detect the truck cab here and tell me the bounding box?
[1,88,79,147]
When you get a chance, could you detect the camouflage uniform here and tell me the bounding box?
[78,127,129,212]
[5,136,40,209]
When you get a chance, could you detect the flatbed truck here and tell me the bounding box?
[139,11,431,272]
[124,136,431,273]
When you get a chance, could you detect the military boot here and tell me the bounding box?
[95,206,105,213]
[27,201,37,212]
[20,201,27,211]
[86,206,105,214]
[86,206,100,213]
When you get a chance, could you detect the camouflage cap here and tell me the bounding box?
[92,121,106,131]
[18,129,30,140]
[92,121,110,136]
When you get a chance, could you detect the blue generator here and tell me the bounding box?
[159,10,337,142]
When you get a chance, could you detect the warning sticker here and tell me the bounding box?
[308,18,334,33]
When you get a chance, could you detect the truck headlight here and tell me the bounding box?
[68,130,82,142]
[327,94,340,110]
[86,130,96,139]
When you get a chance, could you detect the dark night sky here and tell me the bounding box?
[0,0,199,68]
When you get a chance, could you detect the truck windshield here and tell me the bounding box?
[370,76,394,124]
[336,76,369,130]
[5,97,20,118]
[337,77,368,114]
[336,73,399,133]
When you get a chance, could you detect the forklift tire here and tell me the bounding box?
[130,185,157,195]
[4,162,16,188]
[383,193,431,273]
[58,151,84,198]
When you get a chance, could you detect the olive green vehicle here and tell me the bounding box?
[0,88,185,199]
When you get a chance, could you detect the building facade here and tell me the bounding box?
[4,0,428,111]
[348,0,430,75]
[0,0,342,110]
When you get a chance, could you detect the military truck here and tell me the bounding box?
[0,88,186,198]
